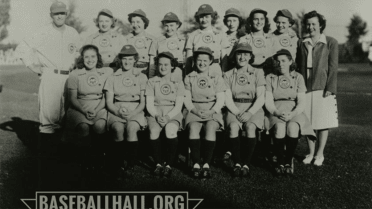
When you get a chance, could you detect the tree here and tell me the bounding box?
[65,0,87,34]
[345,14,368,62]
[291,10,306,38]
[114,19,131,36]
[0,0,10,42]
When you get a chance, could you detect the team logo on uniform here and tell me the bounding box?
[100,38,110,47]
[279,76,290,89]
[197,77,208,89]
[237,74,248,86]
[122,77,133,87]
[229,37,237,47]
[167,40,178,50]
[87,75,99,86]
[135,38,146,49]
[202,34,213,43]
[160,84,171,95]
[279,37,291,47]
[253,37,265,48]
[68,43,76,54]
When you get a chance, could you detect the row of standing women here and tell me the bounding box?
[66,4,338,179]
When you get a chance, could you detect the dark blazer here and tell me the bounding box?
[296,35,338,94]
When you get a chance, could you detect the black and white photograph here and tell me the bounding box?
[0,0,371,208]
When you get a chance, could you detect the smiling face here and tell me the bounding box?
[83,49,98,70]
[252,13,265,32]
[196,54,212,72]
[306,16,322,37]
[276,54,292,75]
[226,16,239,32]
[121,56,136,71]
[236,52,251,67]
[199,14,212,29]
[276,16,291,34]
[163,22,179,37]
[131,16,145,34]
[98,15,113,32]
[51,12,67,27]
[158,57,172,76]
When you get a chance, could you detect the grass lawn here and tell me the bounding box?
[0,65,372,208]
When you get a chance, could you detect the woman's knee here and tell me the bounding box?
[92,120,106,134]
[76,123,90,136]
[244,122,256,137]
[228,122,240,137]
[188,122,201,139]
[287,122,300,138]
[165,123,179,138]
[274,123,286,138]
[149,127,161,139]
[111,122,125,141]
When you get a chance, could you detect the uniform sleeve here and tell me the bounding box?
[145,80,155,96]
[118,34,128,50]
[103,76,114,92]
[67,72,79,90]
[265,76,273,92]
[297,74,307,93]
[185,32,195,50]
[184,76,191,91]
[140,74,148,91]
[176,81,185,97]
[325,37,338,94]
[256,69,266,87]
[222,72,232,89]
[215,75,227,93]
[220,34,230,49]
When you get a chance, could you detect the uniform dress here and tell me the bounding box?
[66,67,113,128]
[85,30,127,67]
[265,71,316,139]
[16,23,81,133]
[146,71,185,131]
[238,33,275,67]
[184,70,227,129]
[272,30,298,60]
[185,28,230,75]
[126,32,157,77]
[151,34,185,79]
[103,68,148,129]
[224,66,266,130]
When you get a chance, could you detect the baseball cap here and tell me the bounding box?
[234,42,253,53]
[225,8,241,18]
[193,46,214,63]
[50,1,67,13]
[129,9,147,18]
[196,4,214,16]
[158,51,175,60]
[250,8,267,16]
[274,9,295,24]
[273,49,292,59]
[98,9,113,18]
[161,12,182,27]
[119,45,138,56]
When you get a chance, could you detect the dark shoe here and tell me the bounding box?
[233,166,241,177]
[223,153,232,166]
[274,165,284,176]
[191,167,201,178]
[241,166,250,178]
[284,164,293,175]
[153,165,163,176]
[163,166,172,178]
[201,167,212,178]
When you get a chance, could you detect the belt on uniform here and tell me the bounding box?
[192,100,216,103]
[177,63,184,68]
[53,69,70,75]
[115,99,140,103]
[274,99,295,101]
[251,63,264,68]
[134,62,148,68]
[213,59,219,63]
[234,98,254,103]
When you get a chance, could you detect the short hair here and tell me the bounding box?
[273,15,295,26]
[272,54,297,74]
[193,53,214,65]
[162,21,181,29]
[245,12,271,34]
[128,15,149,29]
[303,10,326,33]
[94,14,115,29]
[231,51,255,65]
[194,12,219,26]
[154,56,178,74]
[223,15,244,30]
[76,45,103,69]
[114,54,139,69]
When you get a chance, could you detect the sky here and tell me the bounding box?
[4,0,372,44]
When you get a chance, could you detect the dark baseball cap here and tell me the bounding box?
[196,4,214,16]
[119,45,138,56]
[193,46,214,64]
[50,1,67,13]
[274,9,295,24]
[161,12,182,27]
[234,42,253,53]
[250,8,267,16]
[273,49,292,59]
[98,9,113,18]
[225,8,241,18]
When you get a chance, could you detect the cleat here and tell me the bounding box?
[191,167,201,178]
[241,166,250,178]
[233,166,241,177]
[201,167,212,178]
[163,167,172,178]
[153,165,163,176]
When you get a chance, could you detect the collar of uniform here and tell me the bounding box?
[197,27,219,35]
[77,68,87,76]
[302,33,327,45]
[132,31,155,40]
[290,70,298,77]
[234,65,255,74]
[113,69,123,76]
[273,30,296,38]
[250,32,271,39]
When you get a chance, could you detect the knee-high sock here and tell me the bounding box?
[166,137,178,166]
[189,139,201,165]
[273,137,286,165]
[150,138,162,165]
[126,141,138,167]
[241,137,257,166]
[230,137,241,164]
[203,140,216,165]
[285,136,299,165]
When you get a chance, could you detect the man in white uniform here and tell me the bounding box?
[16,1,81,146]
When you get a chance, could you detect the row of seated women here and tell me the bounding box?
[64,42,317,180]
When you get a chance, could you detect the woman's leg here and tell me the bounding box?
[126,121,141,168]
[149,123,162,173]
[241,122,257,167]
[163,122,179,177]
[316,129,329,157]
[285,122,300,166]
[188,122,203,168]
[203,120,219,167]
[273,123,286,167]
[108,122,125,177]
[228,122,241,166]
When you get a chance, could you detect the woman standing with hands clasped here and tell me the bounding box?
[104,45,148,178]
[146,52,185,177]
[223,42,266,177]
[184,46,227,179]
[265,49,316,175]
[298,11,338,166]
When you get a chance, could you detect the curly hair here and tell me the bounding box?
[231,51,255,66]
[303,10,326,33]
[194,12,219,26]
[245,12,271,34]
[223,15,244,30]
[76,45,103,69]
[94,13,115,29]
[154,55,178,73]
[272,54,297,74]
[113,54,139,70]
[128,15,149,29]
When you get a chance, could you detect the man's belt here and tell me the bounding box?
[54,69,70,75]
[234,98,254,103]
